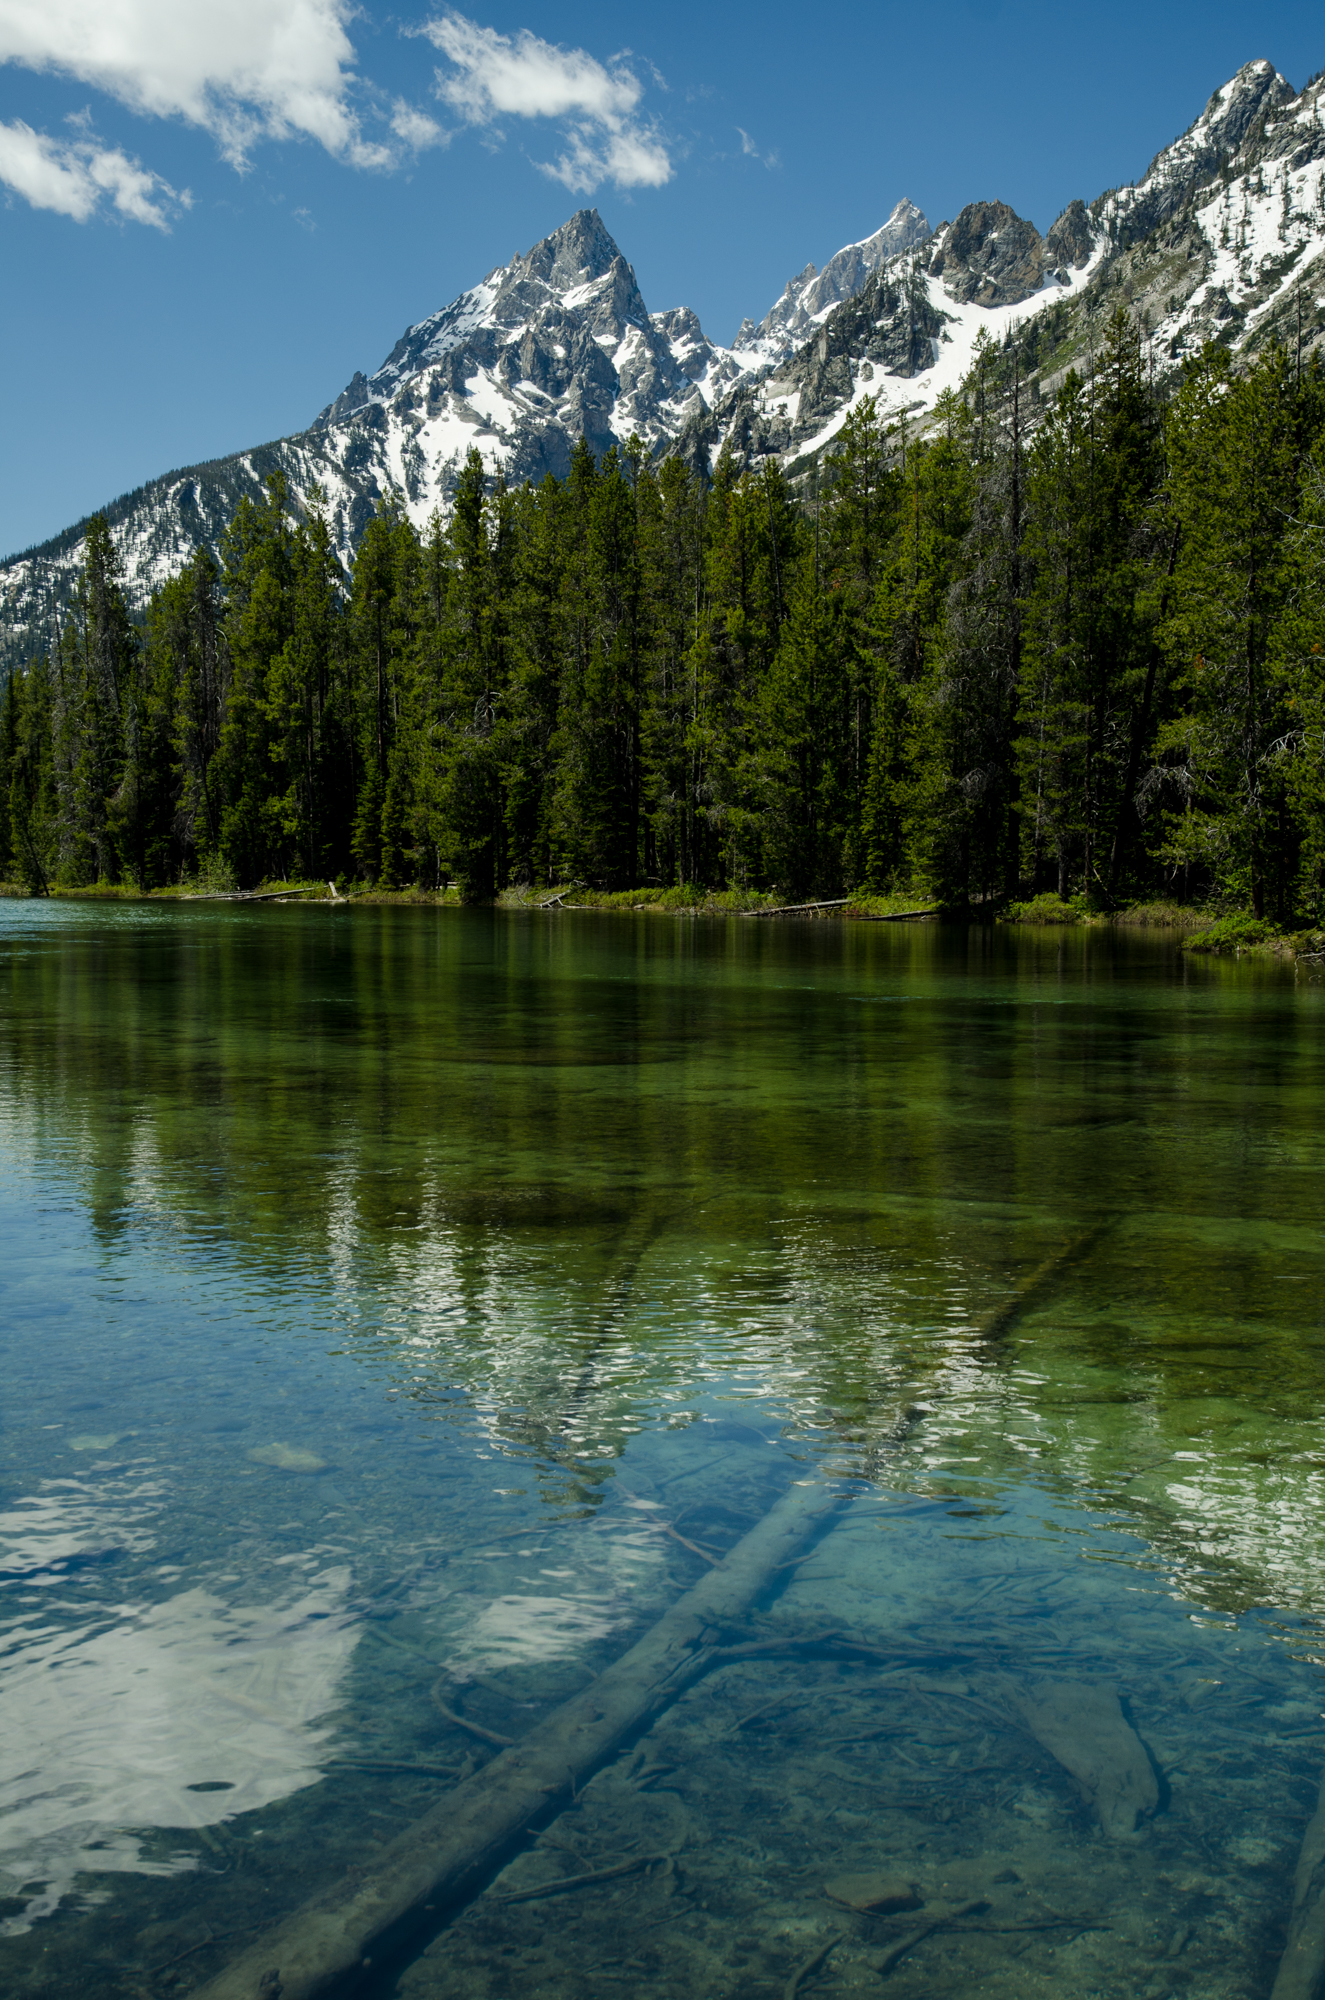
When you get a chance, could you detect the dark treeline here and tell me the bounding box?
[4,311,1325,917]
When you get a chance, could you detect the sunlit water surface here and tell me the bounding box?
[2,901,1324,2000]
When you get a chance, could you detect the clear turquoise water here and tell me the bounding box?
[2,901,1325,1999]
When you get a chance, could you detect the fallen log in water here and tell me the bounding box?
[192,1478,845,2000]
[1271,1770,1325,1999]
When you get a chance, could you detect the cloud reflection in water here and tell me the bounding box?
[0,1478,356,1933]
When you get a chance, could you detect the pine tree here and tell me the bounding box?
[149,550,226,875]
[755,550,849,895]
[5,658,57,895]
[1267,390,1325,921]
[65,515,136,884]
[349,495,422,884]
[697,454,801,886]
[0,669,17,881]
[265,486,349,879]
[864,396,972,891]
[1019,311,1168,903]
[1159,345,1317,915]
[914,344,1023,904]
[637,453,706,887]
[437,448,508,899]
[215,476,296,885]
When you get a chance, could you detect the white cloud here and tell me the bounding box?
[0,115,184,224]
[0,3,668,225]
[539,123,670,196]
[390,99,446,151]
[0,0,384,168]
[422,12,671,191]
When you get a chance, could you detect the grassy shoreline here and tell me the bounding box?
[3,878,1322,958]
[0,879,937,919]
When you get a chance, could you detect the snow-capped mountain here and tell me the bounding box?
[4,56,1325,673]
[1093,59,1325,368]
[687,57,1318,473]
[0,208,759,667]
[731,198,932,368]
[312,207,748,484]
[686,195,1103,473]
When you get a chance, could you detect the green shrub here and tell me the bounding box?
[1182,914,1285,954]
[1000,892,1093,925]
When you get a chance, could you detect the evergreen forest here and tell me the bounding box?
[4,314,1325,921]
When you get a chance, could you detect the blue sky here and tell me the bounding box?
[2,0,1323,560]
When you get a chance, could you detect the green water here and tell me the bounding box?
[2,901,1324,2000]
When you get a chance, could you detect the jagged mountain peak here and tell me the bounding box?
[732,198,933,366]
[1171,57,1292,168]
[515,206,626,290]
[1101,57,1294,247]
[298,204,734,509]
[683,54,1325,485]
[929,200,1048,307]
[316,207,650,429]
[922,195,1099,311]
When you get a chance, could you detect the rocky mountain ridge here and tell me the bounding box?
[682,58,1325,479]
[731,198,932,367]
[5,56,1325,671]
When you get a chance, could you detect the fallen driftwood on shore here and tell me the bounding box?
[187,887,323,903]
[192,1479,845,2000]
[744,896,853,918]
[743,897,941,921]
[1272,1769,1325,1998]
[1011,1680,1159,1836]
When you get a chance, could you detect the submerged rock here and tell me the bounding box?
[247,1442,328,1473]
[1013,1680,1159,1836]
[824,1871,922,1913]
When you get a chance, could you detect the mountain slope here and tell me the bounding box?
[310,207,746,485]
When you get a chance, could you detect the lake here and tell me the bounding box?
[2,900,1324,2000]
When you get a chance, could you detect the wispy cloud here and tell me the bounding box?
[0,115,186,225]
[390,99,446,152]
[737,127,778,170]
[422,12,671,192]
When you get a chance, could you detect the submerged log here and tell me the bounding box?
[1013,1680,1158,1836]
[975,1220,1114,1344]
[1271,1770,1325,1999]
[192,1479,845,2000]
